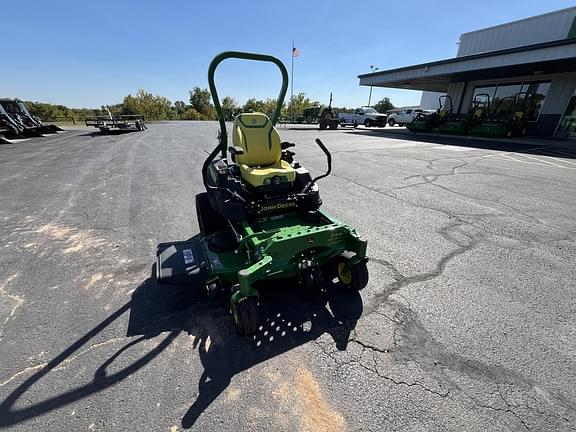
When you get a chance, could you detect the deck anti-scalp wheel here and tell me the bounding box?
[232,295,259,335]
[334,253,369,291]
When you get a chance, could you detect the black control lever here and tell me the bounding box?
[302,138,332,193]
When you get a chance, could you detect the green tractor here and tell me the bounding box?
[469,91,533,138]
[300,93,339,130]
[300,106,322,124]
[156,51,369,335]
[318,93,339,130]
[407,95,453,133]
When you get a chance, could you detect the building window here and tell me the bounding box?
[555,88,576,138]
[521,82,550,121]
[472,86,496,105]
[471,81,550,121]
[493,83,523,114]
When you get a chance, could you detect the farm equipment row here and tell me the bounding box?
[0,98,65,143]
[407,91,537,138]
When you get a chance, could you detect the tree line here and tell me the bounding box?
[25,89,395,122]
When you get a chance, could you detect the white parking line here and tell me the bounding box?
[532,148,576,166]
[497,153,576,169]
[517,153,568,168]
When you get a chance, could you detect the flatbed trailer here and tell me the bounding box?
[85,113,147,134]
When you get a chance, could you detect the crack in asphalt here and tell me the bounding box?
[314,298,576,430]
[365,229,480,316]
[350,338,452,399]
[471,398,531,431]
[324,156,576,244]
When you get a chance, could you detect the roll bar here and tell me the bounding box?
[202,52,289,195]
[207,51,289,159]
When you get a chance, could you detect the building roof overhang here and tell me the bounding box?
[358,38,576,92]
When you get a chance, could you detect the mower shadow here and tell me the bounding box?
[0,275,179,428]
[127,266,363,429]
[347,128,576,159]
[0,265,362,429]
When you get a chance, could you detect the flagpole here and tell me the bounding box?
[290,40,294,124]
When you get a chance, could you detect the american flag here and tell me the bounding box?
[292,47,300,58]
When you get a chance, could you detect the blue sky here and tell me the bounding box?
[1,0,574,109]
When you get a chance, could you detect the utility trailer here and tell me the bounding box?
[85,109,147,134]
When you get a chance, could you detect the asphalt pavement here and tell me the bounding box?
[0,122,575,431]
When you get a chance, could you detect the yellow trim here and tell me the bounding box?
[232,112,295,188]
[233,112,282,166]
[337,263,352,285]
[239,160,296,187]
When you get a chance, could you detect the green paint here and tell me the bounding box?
[200,209,367,306]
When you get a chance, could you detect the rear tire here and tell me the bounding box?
[196,192,227,235]
[233,296,259,335]
[388,118,396,127]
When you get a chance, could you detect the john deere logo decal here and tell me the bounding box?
[251,118,257,124]
[260,202,296,212]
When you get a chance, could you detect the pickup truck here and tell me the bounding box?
[338,107,388,128]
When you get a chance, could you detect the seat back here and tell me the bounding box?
[232,113,281,166]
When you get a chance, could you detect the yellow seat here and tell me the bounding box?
[232,113,296,188]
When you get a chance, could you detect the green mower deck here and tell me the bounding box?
[469,122,512,137]
[205,211,367,300]
[436,120,469,135]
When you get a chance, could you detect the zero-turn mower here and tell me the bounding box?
[437,93,491,135]
[469,91,533,138]
[407,95,453,133]
[156,51,368,335]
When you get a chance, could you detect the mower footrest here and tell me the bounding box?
[156,239,210,286]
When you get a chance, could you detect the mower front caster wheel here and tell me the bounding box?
[232,295,260,335]
[301,267,324,296]
[334,254,369,291]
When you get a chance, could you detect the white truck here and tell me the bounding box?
[387,108,429,126]
[338,107,388,128]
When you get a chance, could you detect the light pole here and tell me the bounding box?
[368,65,379,106]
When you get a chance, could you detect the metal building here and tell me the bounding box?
[359,7,576,138]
